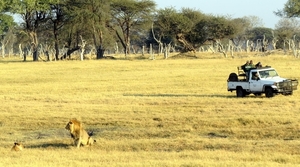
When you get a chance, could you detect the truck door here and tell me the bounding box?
[249,72,262,92]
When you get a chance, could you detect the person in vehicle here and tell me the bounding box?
[252,72,259,80]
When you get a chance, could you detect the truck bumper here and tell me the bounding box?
[274,79,298,94]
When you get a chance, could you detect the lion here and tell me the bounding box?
[11,142,24,151]
[65,118,96,148]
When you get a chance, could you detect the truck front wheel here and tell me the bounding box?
[265,87,274,98]
[236,87,245,97]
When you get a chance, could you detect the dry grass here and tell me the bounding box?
[0,52,300,167]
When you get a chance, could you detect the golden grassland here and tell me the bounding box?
[0,52,300,167]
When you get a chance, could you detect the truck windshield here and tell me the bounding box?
[259,69,278,78]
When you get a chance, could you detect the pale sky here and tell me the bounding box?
[154,0,288,29]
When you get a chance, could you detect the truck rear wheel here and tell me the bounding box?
[236,87,245,97]
[265,87,274,98]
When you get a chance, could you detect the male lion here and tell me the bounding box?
[65,118,95,148]
[11,142,24,151]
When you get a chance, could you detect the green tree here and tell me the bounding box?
[0,1,10,13]
[0,14,15,58]
[275,0,300,17]
[0,14,14,36]
[110,0,156,56]
[152,7,180,45]
[154,8,236,53]
[275,0,300,51]
[7,0,55,61]
[230,17,251,47]
[242,16,264,29]
[247,27,273,42]
[190,16,236,46]
[71,0,112,59]
[0,1,16,58]
[153,7,205,52]
[231,16,264,43]
[48,2,67,60]
[275,18,300,49]
[246,27,273,51]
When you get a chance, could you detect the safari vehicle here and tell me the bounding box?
[227,66,298,97]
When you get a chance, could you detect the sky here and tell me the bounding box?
[154,0,288,29]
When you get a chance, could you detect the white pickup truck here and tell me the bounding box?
[227,66,298,97]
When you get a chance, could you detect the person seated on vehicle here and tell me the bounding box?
[241,61,253,79]
[242,60,253,74]
[241,60,249,72]
[255,62,262,68]
[251,72,259,80]
[249,60,255,68]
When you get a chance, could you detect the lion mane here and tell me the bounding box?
[65,118,95,148]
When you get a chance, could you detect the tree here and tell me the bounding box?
[110,0,156,56]
[152,7,181,48]
[153,7,206,52]
[0,1,16,58]
[190,16,236,46]
[247,27,273,51]
[275,0,300,54]
[0,13,15,58]
[230,16,263,40]
[7,0,55,61]
[49,2,66,60]
[247,27,273,42]
[176,8,206,52]
[242,16,264,29]
[74,0,112,59]
[44,0,95,60]
[153,8,237,53]
[230,17,251,51]
[275,0,300,18]
[275,18,300,50]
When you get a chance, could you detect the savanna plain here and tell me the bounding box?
[1,53,300,167]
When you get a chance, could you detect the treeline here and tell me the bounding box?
[0,0,299,60]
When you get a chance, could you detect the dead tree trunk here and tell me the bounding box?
[271,31,278,50]
[1,42,5,58]
[291,35,299,58]
[19,44,23,59]
[215,39,227,58]
[29,31,39,61]
[150,43,155,60]
[114,42,118,54]
[163,43,171,59]
[151,23,163,56]
[80,35,86,61]
[142,45,145,57]
[262,35,268,52]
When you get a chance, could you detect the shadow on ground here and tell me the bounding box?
[123,93,236,98]
[28,143,70,149]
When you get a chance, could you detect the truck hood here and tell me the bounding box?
[260,76,287,82]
